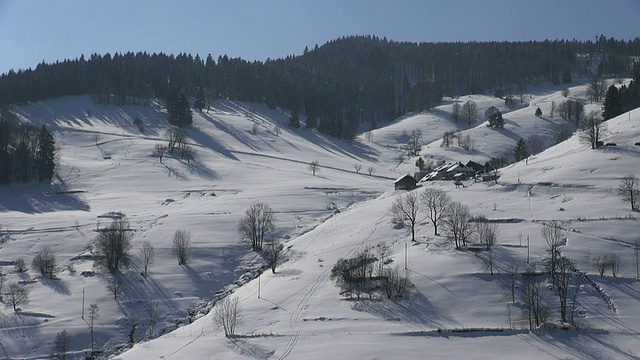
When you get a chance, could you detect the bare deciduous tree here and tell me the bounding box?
[408,129,422,155]
[607,254,621,277]
[165,127,185,153]
[441,131,456,148]
[354,163,362,174]
[459,134,474,151]
[383,266,412,299]
[593,255,608,276]
[308,160,320,175]
[527,134,544,155]
[95,216,133,273]
[521,271,547,330]
[88,304,99,355]
[461,100,478,126]
[52,329,71,360]
[390,192,420,242]
[181,145,196,163]
[542,221,564,282]
[421,188,451,235]
[213,296,243,337]
[579,110,608,150]
[32,245,57,279]
[587,76,607,102]
[172,230,192,265]
[330,248,376,299]
[504,265,519,303]
[7,283,28,311]
[365,130,374,142]
[153,144,166,163]
[139,241,154,276]
[145,301,160,338]
[15,258,27,273]
[451,102,461,122]
[555,124,572,144]
[617,174,639,210]
[238,202,276,251]
[442,201,474,250]
[107,279,123,301]
[555,256,574,323]
[367,166,376,176]
[265,239,283,274]
[375,242,393,277]
[474,215,498,249]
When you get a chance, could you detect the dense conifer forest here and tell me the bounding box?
[1,35,639,140]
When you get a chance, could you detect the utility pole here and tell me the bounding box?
[404,242,408,270]
[527,236,530,264]
[257,273,261,299]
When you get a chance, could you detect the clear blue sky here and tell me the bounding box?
[0,0,638,75]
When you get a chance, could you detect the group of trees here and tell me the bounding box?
[602,68,640,120]
[390,188,498,251]
[2,37,639,140]
[330,243,410,299]
[0,108,56,184]
[485,106,504,128]
[153,127,197,164]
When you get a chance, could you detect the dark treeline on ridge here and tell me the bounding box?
[0,107,56,184]
[1,35,640,139]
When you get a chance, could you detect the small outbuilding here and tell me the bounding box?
[394,174,417,190]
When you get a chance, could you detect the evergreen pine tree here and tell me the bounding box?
[168,88,193,127]
[602,85,621,120]
[194,87,206,112]
[306,114,317,129]
[36,125,55,181]
[514,138,528,162]
[288,111,300,129]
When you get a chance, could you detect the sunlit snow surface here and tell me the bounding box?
[1,81,639,359]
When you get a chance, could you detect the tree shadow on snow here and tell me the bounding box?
[351,291,460,328]
[523,330,637,360]
[0,182,90,214]
[40,276,71,295]
[227,337,275,359]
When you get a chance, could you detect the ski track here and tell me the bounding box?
[279,210,387,359]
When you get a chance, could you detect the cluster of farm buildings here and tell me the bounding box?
[394,160,498,190]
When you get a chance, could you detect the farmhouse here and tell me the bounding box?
[394,174,417,190]
[420,161,476,181]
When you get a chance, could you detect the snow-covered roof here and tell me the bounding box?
[394,174,416,183]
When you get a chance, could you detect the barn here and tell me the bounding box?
[393,174,417,190]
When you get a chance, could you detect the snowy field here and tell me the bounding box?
[1,81,639,359]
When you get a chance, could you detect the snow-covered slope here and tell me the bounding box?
[1,81,639,360]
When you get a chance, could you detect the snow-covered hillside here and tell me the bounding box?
[1,81,639,360]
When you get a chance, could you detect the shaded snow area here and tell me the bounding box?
[1,81,639,360]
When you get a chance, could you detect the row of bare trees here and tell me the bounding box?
[390,188,498,250]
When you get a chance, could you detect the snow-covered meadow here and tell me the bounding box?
[1,81,639,359]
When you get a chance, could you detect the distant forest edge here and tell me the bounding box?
[2,35,640,139]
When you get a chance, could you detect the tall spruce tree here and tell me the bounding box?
[194,87,206,112]
[288,111,300,129]
[36,125,55,181]
[514,138,528,162]
[602,85,621,120]
[167,88,192,127]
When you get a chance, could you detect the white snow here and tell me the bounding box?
[0,80,639,360]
